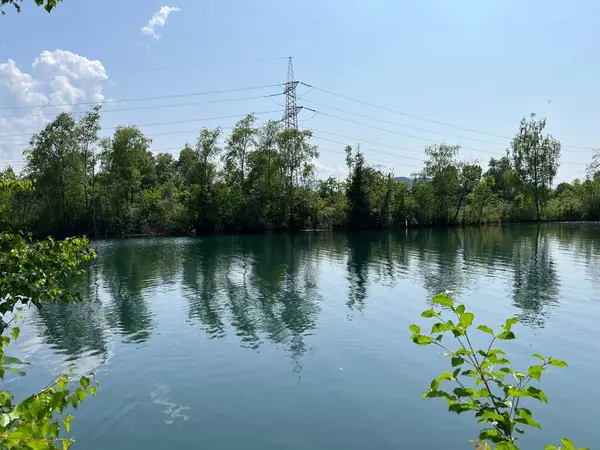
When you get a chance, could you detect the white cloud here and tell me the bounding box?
[141,6,181,41]
[0,50,109,168]
[33,50,108,81]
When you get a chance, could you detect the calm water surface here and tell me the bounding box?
[8,225,600,449]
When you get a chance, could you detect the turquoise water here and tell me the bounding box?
[7,225,600,449]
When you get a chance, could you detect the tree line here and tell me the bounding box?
[1,109,599,237]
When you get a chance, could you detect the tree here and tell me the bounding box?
[193,128,221,233]
[99,126,153,234]
[486,156,513,199]
[469,175,496,223]
[421,144,461,224]
[0,0,61,14]
[511,114,561,221]
[25,113,85,234]
[76,105,101,235]
[0,174,98,449]
[453,163,482,223]
[277,128,318,229]
[224,114,257,194]
[346,145,373,229]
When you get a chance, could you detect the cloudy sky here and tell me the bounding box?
[0,0,598,181]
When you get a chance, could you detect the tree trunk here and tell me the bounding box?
[453,191,465,223]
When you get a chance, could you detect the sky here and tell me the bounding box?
[0,0,598,182]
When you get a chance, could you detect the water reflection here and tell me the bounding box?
[511,228,559,326]
[32,225,599,363]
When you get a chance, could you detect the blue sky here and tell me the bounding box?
[0,0,598,181]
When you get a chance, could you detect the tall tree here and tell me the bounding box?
[76,105,101,234]
[25,113,84,233]
[511,114,561,220]
[277,128,318,228]
[346,145,372,229]
[99,126,152,234]
[194,127,221,233]
[453,163,482,223]
[421,143,461,224]
[224,114,257,194]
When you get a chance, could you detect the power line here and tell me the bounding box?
[300,82,598,151]
[0,84,283,111]
[303,99,509,148]
[312,135,426,164]
[310,109,588,166]
[0,93,284,119]
[317,147,421,171]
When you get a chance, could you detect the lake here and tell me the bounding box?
[7,224,600,449]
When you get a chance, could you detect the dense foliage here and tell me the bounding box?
[0,175,98,449]
[2,110,599,237]
[410,292,587,450]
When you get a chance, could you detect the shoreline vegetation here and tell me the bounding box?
[2,108,600,239]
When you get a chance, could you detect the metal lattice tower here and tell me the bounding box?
[282,57,300,130]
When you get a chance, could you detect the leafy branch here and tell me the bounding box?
[410,292,587,450]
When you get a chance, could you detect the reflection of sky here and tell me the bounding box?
[4,228,600,449]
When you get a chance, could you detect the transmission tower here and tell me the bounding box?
[282,57,301,130]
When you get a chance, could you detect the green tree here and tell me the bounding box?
[345,145,373,229]
[453,163,482,223]
[99,126,153,234]
[469,175,496,223]
[76,105,101,235]
[511,114,561,221]
[25,113,85,234]
[421,144,461,224]
[224,114,257,197]
[0,175,98,449]
[193,128,221,233]
[277,128,318,229]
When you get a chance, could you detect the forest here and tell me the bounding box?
[1,107,600,237]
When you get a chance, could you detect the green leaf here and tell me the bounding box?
[80,376,90,388]
[452,387,473,397]
[408,324,420,334]
[451,356,464,367]
[477,325,494,335]
[459,312,474,328]
[479,428,502,442]
[526,386,548,403]
[532,353,545,362]
[11,327,20,341]
[5,366,26,376]
[421,309,436,318]
[432,293,453,307]
[498,331,516,340]
[559,438,576,450]
[1,355,26,365]
[505,317,519,327]
[412,335,433,346]
[548,359,568,367]
[455,304,465,315]
[448,403,472,414]
[431,322,447,333]
[527,365,544,381]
